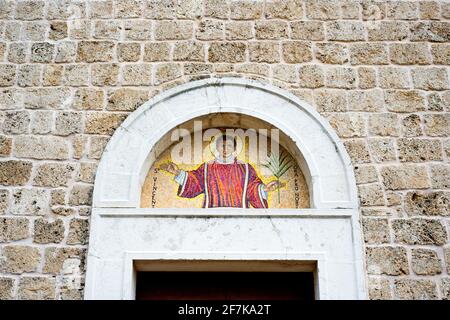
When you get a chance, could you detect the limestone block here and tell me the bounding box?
[143,42,170,62]
[196,19,224,41]
[350,43,388,65]
[298,65,324,88]
[153,63,182,85]
[0,64,16,87]
[314,89,347,112]
[117,43,141,62]
[154,21,193,40]
[55,111,82,136]
[411,249,442,275]
[305,0,340,20]
[362,218,389,244]
[394,279,437,300]
[366,246,409,275]
[368,138,397,162]
[43,247,86,274]
[384,90,425,113]
[0,277,14,300]
[314,43,348,64]
[30,42,54,63]
[13,136,69,160]
[67,218,89,245]
[91,63,120,86]
[368,21,409,41]
[390,43,431,65]
[225,22,253,40]
[265,0,303,20]
[2,110,30,134]
[405,191,450,217]
[392,218,447,245]
[424,114,450,136]
[230,0,263,20]
[368,114,399,136]
[328,114,366,138]
[326,67,357,89]
[358,184,385,206]
[173,42,205,62]
[68,184,93,206]
[381,165,430,190]
[0,160,32,186]
[15,1,45,20]
[282,41,312,64]
[255,21,288,40]
[204,0,229,19]
[0,245,40,273]
[10,188,48,216]
[33,162,75,188]
[30,110,54,134]
[72,89,104,110]
[378,67,411,89]
[121,64,153,86]
[76,41,115,62]
[33,218,65,244]
[410,21,450,42]
[397,138,442,162]
[354,165,378,184]
[348,90,383,111]
[430,164,450,189]
[368,277,391,300]
[412,67,449,90]
[344,139,371,164]
[0,217,29,242]
[18,277,55,300]
[326,21,365,41]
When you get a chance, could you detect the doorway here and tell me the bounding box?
[135,271,315,300]
[132,259,317,300]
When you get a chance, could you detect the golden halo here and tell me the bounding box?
[209,134,243,158]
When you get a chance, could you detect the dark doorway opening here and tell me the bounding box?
[135,272,315,300]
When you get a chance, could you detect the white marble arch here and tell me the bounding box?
[85,78,367,300]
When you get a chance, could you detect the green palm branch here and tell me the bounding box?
[261,151,292,204]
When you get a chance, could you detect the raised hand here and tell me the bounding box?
[263,180,285,192]
[159,162,180,176]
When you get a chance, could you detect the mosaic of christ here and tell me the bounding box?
[141,130,309,209]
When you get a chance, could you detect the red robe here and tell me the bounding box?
[177,160,267,208]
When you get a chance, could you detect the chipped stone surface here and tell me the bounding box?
[0,245,40,274]
[0,277,14,300]
[17,277,56,300]
[411,249,442,276]
[33,163,74,187]
[405,191,450,217]
[392,218,447,245]
[33,218,65,244]
[394,279,438,300]
[368,277,391,300]
[67,218,89,245]
[381,165,430,190]
[366,246,409,276]
[10,188,48,216]
[0,160,32,186]
[0,217,29,242]
[13,136,69,160]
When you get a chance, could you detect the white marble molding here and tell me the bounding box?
[85,77,367,300]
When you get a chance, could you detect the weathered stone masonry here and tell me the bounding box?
[0,0,449,300]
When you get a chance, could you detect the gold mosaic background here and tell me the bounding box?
[141,131,310,209]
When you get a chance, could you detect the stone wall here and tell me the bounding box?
[0,0,449,300]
